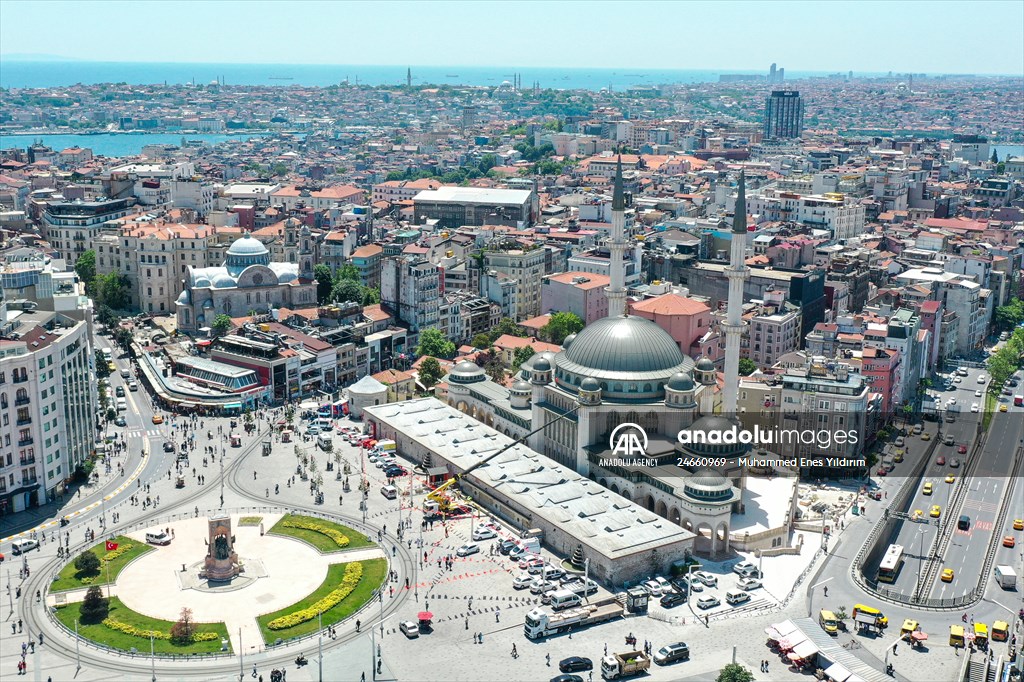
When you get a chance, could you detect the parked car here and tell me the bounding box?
[737,577,762,591]
[499,540,518,555]
[692,571,718,587]
[512,573,533,590]
[455,543,479,557]
[399,620,419,638]
[653,642,690,665]
[641,580,664,597]
[558,657,593,673]
[472,526,497,541]
[530,579,556,595]
[696,596,721,610]
[114,416,127,427]
[660,592,686,608]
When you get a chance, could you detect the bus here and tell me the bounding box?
[877,544,904,583]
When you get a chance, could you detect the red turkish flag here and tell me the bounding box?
[105,541,118,551]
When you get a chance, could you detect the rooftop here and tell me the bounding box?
[413,186,533,205]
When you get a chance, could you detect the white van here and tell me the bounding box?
[120,368,131,379]
[316,434,333,451]
[11,538,39,555]
[145,531,172,546]
[549,589,582,611]
[116,397,128,411]
[726,590,751,606]
[381,485,398,500]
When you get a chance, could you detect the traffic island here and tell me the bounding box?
[51,536,154,592]
[53,596,231,655]
[256,557,387,644]
[267,513,375,553]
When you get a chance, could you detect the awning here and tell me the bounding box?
[774,620,801,638]
[778,634,807,650]
[178,401,197,408]
[793,640,818,659]
[824,663,852,682]
[765,627,782,641]
[417,611,433,621]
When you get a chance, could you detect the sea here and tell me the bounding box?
[0,60,852,91]
[0,132,273,157]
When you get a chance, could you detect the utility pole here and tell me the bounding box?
[151,633,156,681]
[318,610,323,682]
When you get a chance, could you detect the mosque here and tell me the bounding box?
[175,223,317,333]
[444,162,798,557]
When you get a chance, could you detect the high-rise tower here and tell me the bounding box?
[721,172,750,415]
[763,90,803,139]
[605,156,628,318]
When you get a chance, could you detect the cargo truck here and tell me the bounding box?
[994,565,1017,589]
[601,651,650,679]
[524,598,624,640]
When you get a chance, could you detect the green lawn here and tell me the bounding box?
[53,597,230,655]
[238,516,263,527]
[267,514,375,553]
[256,558,387,645]
[52,536,154,592]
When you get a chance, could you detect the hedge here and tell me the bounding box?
[267,562,363,630]
[281,518,350,548]
[103,617,219,642]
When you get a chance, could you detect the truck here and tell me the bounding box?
[994,565,1017,589]
[601,651,651,679]
[524,598,624,640]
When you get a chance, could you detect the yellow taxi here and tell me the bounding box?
[941,568,955,582]
[999,404,1008,412]
[1004,536,1016,548]
[930,505,942,518]
[912,509,924,522]
[921,432,931,441]
[922,482,933,495]
[945,474,955,484]
[152,414,164,424]
[1013,519,1023,531]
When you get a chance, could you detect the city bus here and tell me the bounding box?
[877,544,904,583]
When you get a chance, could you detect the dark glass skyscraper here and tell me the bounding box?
[763,90,804,139]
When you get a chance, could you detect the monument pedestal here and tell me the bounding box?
[200,514,241,582]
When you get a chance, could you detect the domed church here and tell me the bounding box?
[175,227,317,333]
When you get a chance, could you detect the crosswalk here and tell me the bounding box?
[960,499,1001,514]
[127,427,164,438]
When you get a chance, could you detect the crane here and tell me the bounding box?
[423,399,584,518]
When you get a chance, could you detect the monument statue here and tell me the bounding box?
[201,514,241,582]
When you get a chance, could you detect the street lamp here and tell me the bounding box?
[371,615,392,681]
[914,525,928,603]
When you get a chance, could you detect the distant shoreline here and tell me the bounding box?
[0,129,277,137]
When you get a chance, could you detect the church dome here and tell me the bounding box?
[449,360,486,384]
[226,235,270,258]
[176,289,191,305]
[212,273,236,288]
[277,271,297,284]
[667,372,695,391]
[580,377,601,392]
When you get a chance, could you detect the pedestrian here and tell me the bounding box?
[511,644,517,658]
[764,660,769,673]
[823,586,828,597]
[604,643,608,656]
[892,642,898,655]
[546,653,551,666]
[252,664,257,678]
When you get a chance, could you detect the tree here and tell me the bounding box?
[79,586,109,623]
[485,363,506,384]
[74,550,101,576]
[738,358,757,376]
[418,357,444,388]
[717,663,755,682]
[112,326,133,350]
[314,264,334,304]
[416,328,455,359]
[74,250,96,290]
[991,148,999,164]
[490,317,523,341]
[994,298,1024,331]
[335,264,360,282]
[95,350,111,378]
[93,272,130,310]
[361,287,380,306]
[512,346,536,369]
[331,278,363,304]
[470,333,492,350]
[170,607,195,645]
[211,314,233,337]
[95,304,118,328]
[539,312,584,345]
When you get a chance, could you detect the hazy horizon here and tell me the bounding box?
[1,1,1021,76]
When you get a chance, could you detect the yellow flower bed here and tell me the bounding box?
[102,543,135,563]
[102,617,220,642]
[267,562,363,630]
[282,518,350,548]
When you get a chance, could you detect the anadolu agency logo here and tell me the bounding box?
[610,422,648,457]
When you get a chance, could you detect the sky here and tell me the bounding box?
[1,0,1022,75]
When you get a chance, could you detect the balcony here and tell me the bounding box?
[17,417,32,426]
[19,456,35,466]
[18,437,34,447]
[12,375,28,384]
[15,397,30,406]
[19,477,38,487]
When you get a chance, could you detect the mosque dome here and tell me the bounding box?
[682,467,734,503]
[667,372,695,391]
[562,333,577,349]
[449,360,486,384]
[511,380,531,393]
[695,357,715,372]
[201,299,214,309]
[678,415,749,458]
[532,357,552,372]
[194,276,211,288]
[580,377,601,392]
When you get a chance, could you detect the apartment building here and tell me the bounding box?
[0,311,96,515]
[371,178,444,204]
[413,187,534,229]
[746,291,802,368]
[483,246,546,320]
[895,268,987,354]
[350,244,383,289]
[744,189,865,241]
[540,272,609,324]
[42,198,138,266]
[380,257,441,338]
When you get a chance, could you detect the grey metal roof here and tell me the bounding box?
[558,315,692,382]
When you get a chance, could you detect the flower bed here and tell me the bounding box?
[268,562,362,630]
[281,518,350,548]
[102,543,135,563]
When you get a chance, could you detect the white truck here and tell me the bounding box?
[601,651,651,679]
[994,565,1017,589]
[523,597,623,640]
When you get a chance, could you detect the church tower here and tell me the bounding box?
[605,156,628,318]
[298,222,314,281]
[721,172,750,415]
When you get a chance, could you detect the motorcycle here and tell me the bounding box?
[295,655,307,667]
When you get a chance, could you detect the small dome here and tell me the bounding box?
[201,299,214,309]
[212,273,236,288]
[277,271,297,284]
[449,360,486,384]
[695,357,715,371]
[194,277,211,288]
[176,290,191,305]
[667,372,695,391]
[580,377,601,392]
[562,333,577,349]
[687,467,730,490]
[533,357,552,371]
[511,380,531,393]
